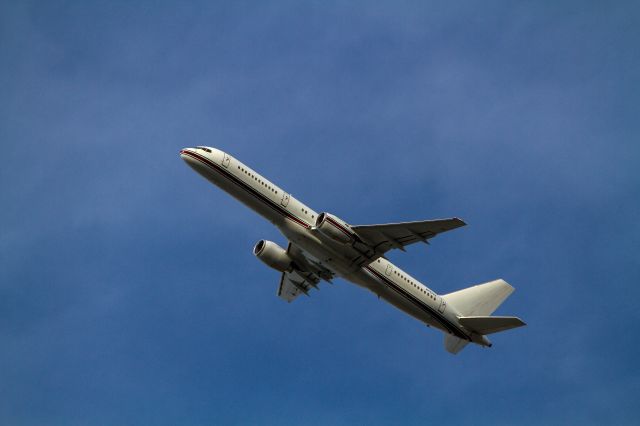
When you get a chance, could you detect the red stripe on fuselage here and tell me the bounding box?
[364,265,469,340]
[181,150,310,229]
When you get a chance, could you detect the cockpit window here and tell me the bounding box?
[196,146,212,153]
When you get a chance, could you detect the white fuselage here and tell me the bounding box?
[180,147,471,341]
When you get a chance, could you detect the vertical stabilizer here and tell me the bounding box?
[442,279,514,317]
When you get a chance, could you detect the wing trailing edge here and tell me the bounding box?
[351,218,466,258]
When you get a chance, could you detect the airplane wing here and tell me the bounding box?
[351,218,466,257]
[277,243,334,302]
[278,269,319,302]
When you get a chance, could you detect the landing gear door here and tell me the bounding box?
[221,152,231,168]
[281,192,290,207]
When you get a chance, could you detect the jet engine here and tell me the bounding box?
[315,212,355,244]
[253,240,293,272]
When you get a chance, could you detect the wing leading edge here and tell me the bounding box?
[351,217,466,257]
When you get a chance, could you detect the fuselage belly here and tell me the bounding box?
[180,147,469,340]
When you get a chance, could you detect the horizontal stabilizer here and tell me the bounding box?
[458,316,526,335]
[444,334,470,354]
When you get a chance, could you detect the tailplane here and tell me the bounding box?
[458,316,525,335]
[441,279,525,354]
[444,335,469,354]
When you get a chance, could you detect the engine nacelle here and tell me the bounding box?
[253,240,293,272]
[315,212,355,245]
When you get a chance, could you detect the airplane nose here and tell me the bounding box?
[180,148,197,165]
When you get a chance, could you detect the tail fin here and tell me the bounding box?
[442,279,514,316]
[441,279,525,354]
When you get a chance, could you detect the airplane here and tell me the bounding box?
[180,146,525,354]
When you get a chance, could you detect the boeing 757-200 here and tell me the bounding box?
[180,146,525,354]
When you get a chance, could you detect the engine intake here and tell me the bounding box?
[253,240,293,272]
[315,212,355,244]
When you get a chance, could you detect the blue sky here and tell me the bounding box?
[1,1,639,424]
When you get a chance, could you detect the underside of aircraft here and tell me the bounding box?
[180,146,525,354]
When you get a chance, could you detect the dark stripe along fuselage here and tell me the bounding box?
[181,149,469,340]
